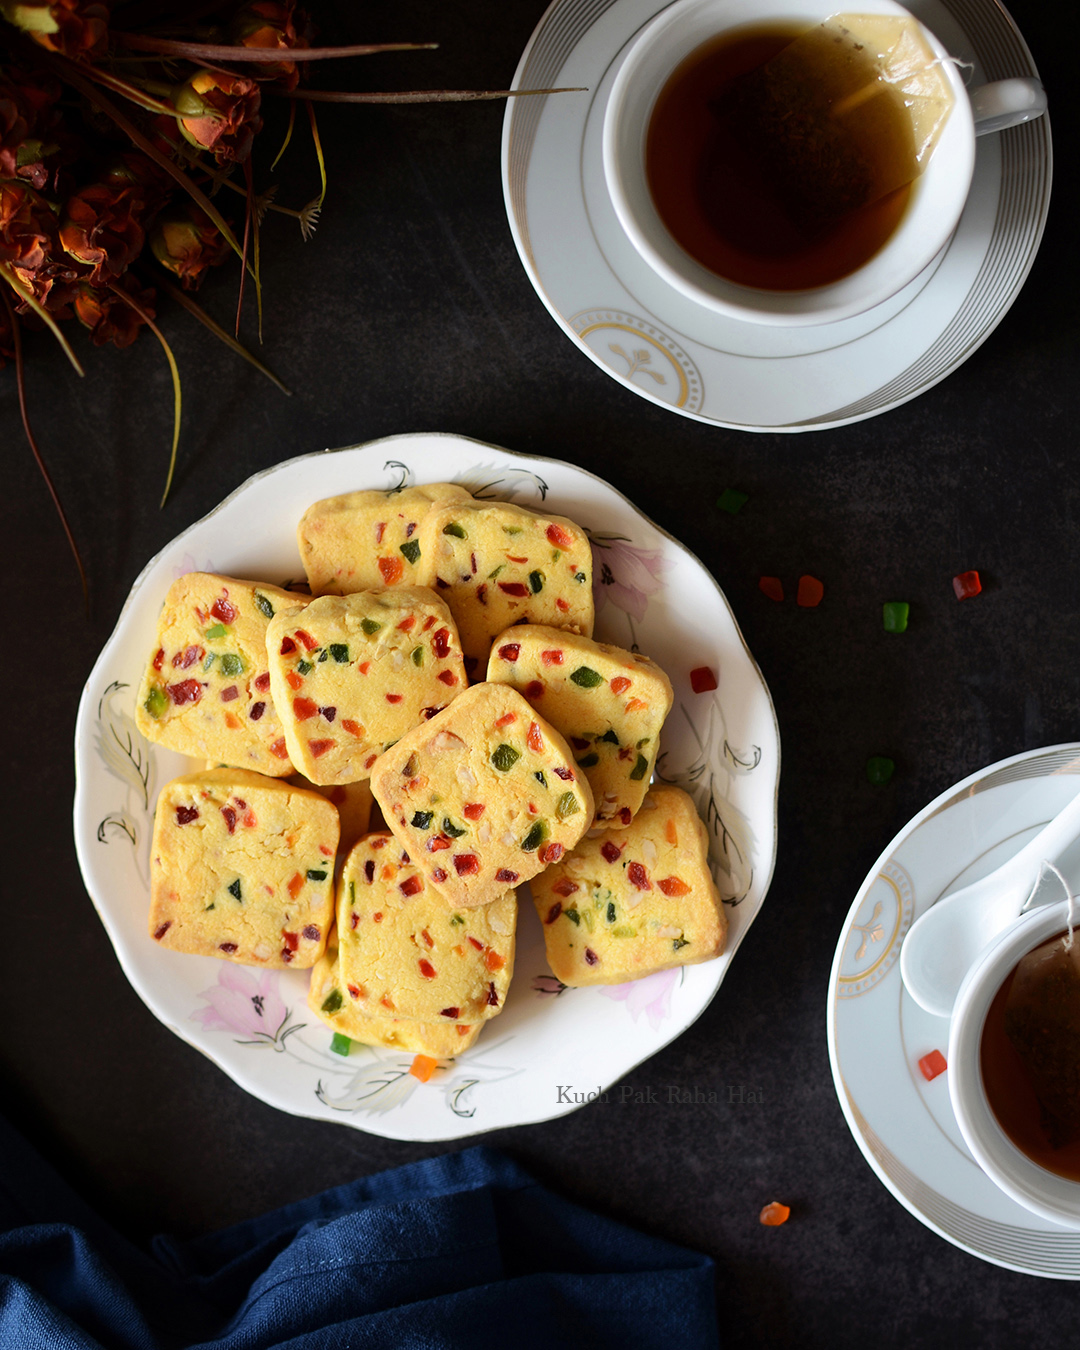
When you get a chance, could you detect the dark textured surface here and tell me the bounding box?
[1,1,1077,1345]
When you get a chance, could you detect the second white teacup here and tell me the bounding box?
[602,0,1045,326]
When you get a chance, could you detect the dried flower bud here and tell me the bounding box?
[74,274,155,348]
[59,180,146,283]
[175,69,262,165]
[149,201,230,289]
[230,0,309,91]
[1,0,111,61]
[0,179,60,273]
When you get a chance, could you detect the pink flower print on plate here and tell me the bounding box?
[191,965,299,1047]
[599,967,679,1031]
[591,535,671,624]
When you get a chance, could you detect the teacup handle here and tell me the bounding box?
[970,77,1047,136]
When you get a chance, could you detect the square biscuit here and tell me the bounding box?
[531,785,726,985]
[136,573,302,776]
[487,624,673,828]
[149,768,338,968]
[298,483,473,595]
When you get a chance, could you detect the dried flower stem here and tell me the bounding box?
[1,288,88,607]
[111,35,439,63]
[304,100,327,210]
[275,87,586,104]
[108,281,182,507]
[153,274,291,395]
[271,99,296,171]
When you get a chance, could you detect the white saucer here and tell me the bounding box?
[828,744,1080,1278]
[502,0,1052,431]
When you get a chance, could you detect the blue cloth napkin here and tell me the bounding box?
[0,1114,718,1348]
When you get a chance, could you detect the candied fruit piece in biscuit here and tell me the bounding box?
[149,768,338,968]
[267,588,466,785]
[418,500,594,676]
[370,683,594,907]
[487,624,673,828]
[531,785,726,985]
[335,833,516,1022]
[298,483,473,595]
[136,573,301,776]
[309,934,484,1055]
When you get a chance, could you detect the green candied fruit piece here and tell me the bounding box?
[717,487,749,515]
[606,901,616,923]
[144,686,167,719]
[502,525,523,536]
[348,880,355,903]
[612,925,636,938]
[577,753,599,769]
[574,571,588,584]
[296,658,313,676]
[330,1032,352,1056]
[487,564,505,580]
[411,810,434,829]
[555,791,580,820]
[205,623,228,640]
[219,653,245,677]
[867,755,895,786]
[411,646,425,667]
[600,729,620,745]
[570,666,603,688]
[329,643,350,663]
[321,988,344,1015]
[306,869,328,882]
[442,522,467,539]
[528,570,544,594]
[254,592,275,619]
[450,913,465,926]
[442,817,466,838]
[882,602,910,633]
[399,539,421,565]
[535,770,548,788]
[672,936,690,951]
[521,819,548,851]
[629,754,649,781]
[581,907,596,932]
[564,907,581,926]
[317,649,329,663]
[491,743,521,772]
[402,753,419,777]
[227,879,242,901]
[361,618,383,635]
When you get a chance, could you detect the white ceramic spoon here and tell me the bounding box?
[899,785,1080,1017]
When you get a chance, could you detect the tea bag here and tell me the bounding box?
[1005,934,1080,1148]
[712,13,955,231]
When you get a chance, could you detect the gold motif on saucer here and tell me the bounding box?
[837,860,915,998]
[570,310,704,412]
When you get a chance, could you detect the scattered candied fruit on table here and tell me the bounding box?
[918,1049,947,1082]
[866,755,895,786]
[759,1202,791,1227]
[717,488,749,515]
[882,601,910,632]
[796,575,824,608]
[689,666,718,694]
[759,576,784,602]
[952,570,982,600]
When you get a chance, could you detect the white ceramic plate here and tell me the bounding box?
[502,0,1051,430]
[828,744,1080,1277]
[74,434,779,1141]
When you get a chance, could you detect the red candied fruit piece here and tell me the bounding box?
[295,629,319,650]
[495,712,516,727]
[254,672,271,692]
[541,649,564,666]
[153,922,172,940]
[486,981,500,1007]
[428,835,452,852]
[279,637,296,655]
[527,722,544,753]
[341,718,363,735]
[538,842,564,865]
[432,628,451,658]
[546,523,575,549]
[418,958,437,980]
[363,860,375,883]
[627,862,651,891]
[270,738,289,759]
[293,697,317,721]
[152,648,164,671]
[953,570,982,601]
[282,931,299,952]
[221,805,237,834]
[495,867,519,883]
[165,679,202,707]
[918,1049,947,1082]
[432,867,448,883]
[175,804,199,826]
[399,876,423,897]
[454,854,479,875]
[571,737,590,752]
[618,807,632,825]
[584,948,599,966]
[552,877,579,897]
[797,575,824,608]
[173,644,204,670]
[386,693,403,704]
[507,554,528,564]
[601,842,622,864]
[249,701,265,721]
[468,936,484,951]
[525,680,544,699]
[499,582,530,597]
[690,666,718,694]
[464,803,485,821]
[219,942,238,954]
[556,598,570,612]
[309,739,335,757]
[378,556,404,585]
[210,597,237,624]
[545,902,562,924]
[220,685,239,702]
[759,576,784,602]
[437,670,458,686]
[657,877,691,897]
[498,643,521,662]
[554,766,574,781]
[441,1006,460,1018]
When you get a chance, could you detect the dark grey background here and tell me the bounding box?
[1,1,1076,1344]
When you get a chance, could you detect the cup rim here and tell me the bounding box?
[601,0,976,327]
[948,899,1080,1230]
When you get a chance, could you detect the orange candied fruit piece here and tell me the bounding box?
[759,1201,790,1227]
[378,556,404,585]
[918,1049,947,1082]
[796,575,824,608]
[409,1054,439,1083]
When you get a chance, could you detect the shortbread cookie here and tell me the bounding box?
[149,768,339,967]
[487,625,673,828]
[308,935,484,1055]
[298,483,473,595]
[417,500,594,676]
[266,588,467,784]
[292,776,373,857]
[531,785,726,985]
[369,683,594,907]
[136,573,300,776]
[335,833,516,1021]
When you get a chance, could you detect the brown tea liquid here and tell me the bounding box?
[645,24,914,291]
[981,932,1080,1183]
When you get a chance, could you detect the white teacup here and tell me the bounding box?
[602,0,1047,326]
[949,900,1080,1230]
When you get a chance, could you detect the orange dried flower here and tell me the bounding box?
[230,0,309,91]
[149,201,230,289]
[12,0,111,61]
[74,274,155,348]
[59,180,146,283]
[0,179,58,272]
[175,68,263,165]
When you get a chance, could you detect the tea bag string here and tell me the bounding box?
[1038,859,1077,950]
